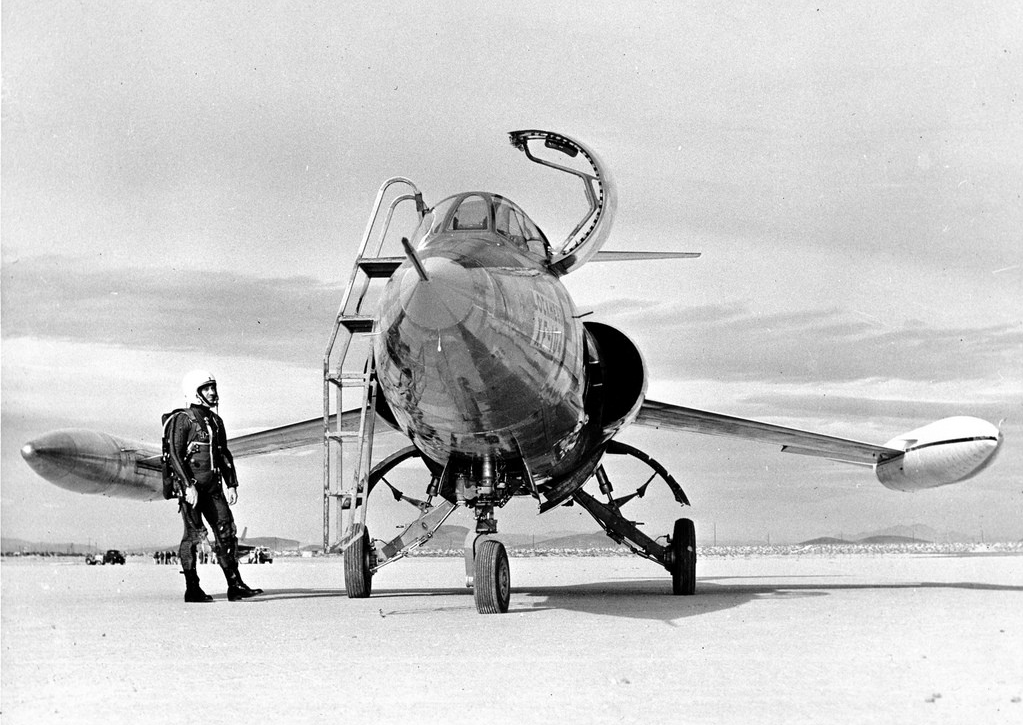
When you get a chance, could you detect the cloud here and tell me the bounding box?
[588,298,1022,385]
[2,256,342,367]
[740,391,1019,427]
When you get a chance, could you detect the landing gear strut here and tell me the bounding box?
[570,442,698,595]
[341,447,519,613]
[341,447,454,599]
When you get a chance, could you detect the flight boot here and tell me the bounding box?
[183,570,213,603]
[225,566,262,601]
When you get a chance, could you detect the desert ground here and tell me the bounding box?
[2,549,1021,724]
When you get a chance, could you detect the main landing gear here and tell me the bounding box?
[341,446,456,601]
[344,525,373,598]
[569,441,698,597]
[341,443,697,613]
[670,517,697,596]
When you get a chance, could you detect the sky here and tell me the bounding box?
[2,1,1021,548]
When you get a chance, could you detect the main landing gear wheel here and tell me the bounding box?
[671,518,696,596]
[344,527,373,598]
[474,540,511,614]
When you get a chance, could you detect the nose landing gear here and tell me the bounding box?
[472,538,511,614]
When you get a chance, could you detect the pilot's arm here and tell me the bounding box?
[215,414,240,505]
[168,414,198,506]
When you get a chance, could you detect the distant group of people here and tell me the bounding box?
[153,549,217,565]
[245,548,272,564]
[153,550,178,565]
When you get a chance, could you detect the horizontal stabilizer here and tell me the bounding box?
[592,251,701,262]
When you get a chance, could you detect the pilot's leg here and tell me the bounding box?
[179,502,213,603]
[204,484,262,600]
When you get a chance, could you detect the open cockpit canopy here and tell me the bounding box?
[407,131,616,274]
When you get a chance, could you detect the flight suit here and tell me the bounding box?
[167,404,240,571]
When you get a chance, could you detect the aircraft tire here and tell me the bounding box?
[344,527,373,598]
[671,518,697,596]
[474,540,510,614]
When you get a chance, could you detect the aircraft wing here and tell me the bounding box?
[229,412,358,457]
[134,410,371,469]
[229,409,405,456]
[22,409,397,501]
[634,399,902,465]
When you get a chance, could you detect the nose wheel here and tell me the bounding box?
[470,537,511,614]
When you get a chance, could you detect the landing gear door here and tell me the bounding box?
[509,130,617,276]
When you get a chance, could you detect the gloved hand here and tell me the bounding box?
[184,483,198,507]
[227,487,238,506]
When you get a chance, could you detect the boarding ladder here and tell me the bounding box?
[323,178,425,553]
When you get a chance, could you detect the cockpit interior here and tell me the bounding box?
[412,192,550,262]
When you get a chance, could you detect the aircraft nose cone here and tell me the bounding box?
[20,441,39,464]
[20,431,76,481]
[398,256,476,330]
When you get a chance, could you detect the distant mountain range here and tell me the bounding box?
[2,537,101,555]
[0,523,993,555]
[849,524,975,544]
[799,535,927,545]
[0,536,300,555]
[418,525,626,551]
[241,536,300,550]
[0,527,626,555]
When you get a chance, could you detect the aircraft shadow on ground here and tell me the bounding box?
[250,588,348,601]
[243,578,1022,622]
[298,579,809,622]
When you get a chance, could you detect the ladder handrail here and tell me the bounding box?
[322,177,420,369]
[352,193,418,313]
[322,177,423,552]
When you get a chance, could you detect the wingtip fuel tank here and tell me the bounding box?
[21,429,162,501]
[875,416,1003,491]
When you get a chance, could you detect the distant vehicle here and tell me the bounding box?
[85,553,100,565]
[103,549,125,565]
[252,546,273,564]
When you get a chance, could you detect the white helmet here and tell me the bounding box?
[182,369,217,407]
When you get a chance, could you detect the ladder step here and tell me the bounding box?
[326,372,370,387]
[326,432,362,442]
[337,495,364,510]
[358,257,404,278]
[340,316,375,333]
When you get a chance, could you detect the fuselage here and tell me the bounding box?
[374,192,600,483]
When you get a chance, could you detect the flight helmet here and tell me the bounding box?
[182,369,218,407]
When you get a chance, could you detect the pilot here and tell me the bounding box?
[167,369,263,603]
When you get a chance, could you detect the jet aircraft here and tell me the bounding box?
[21,129,1003,613]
